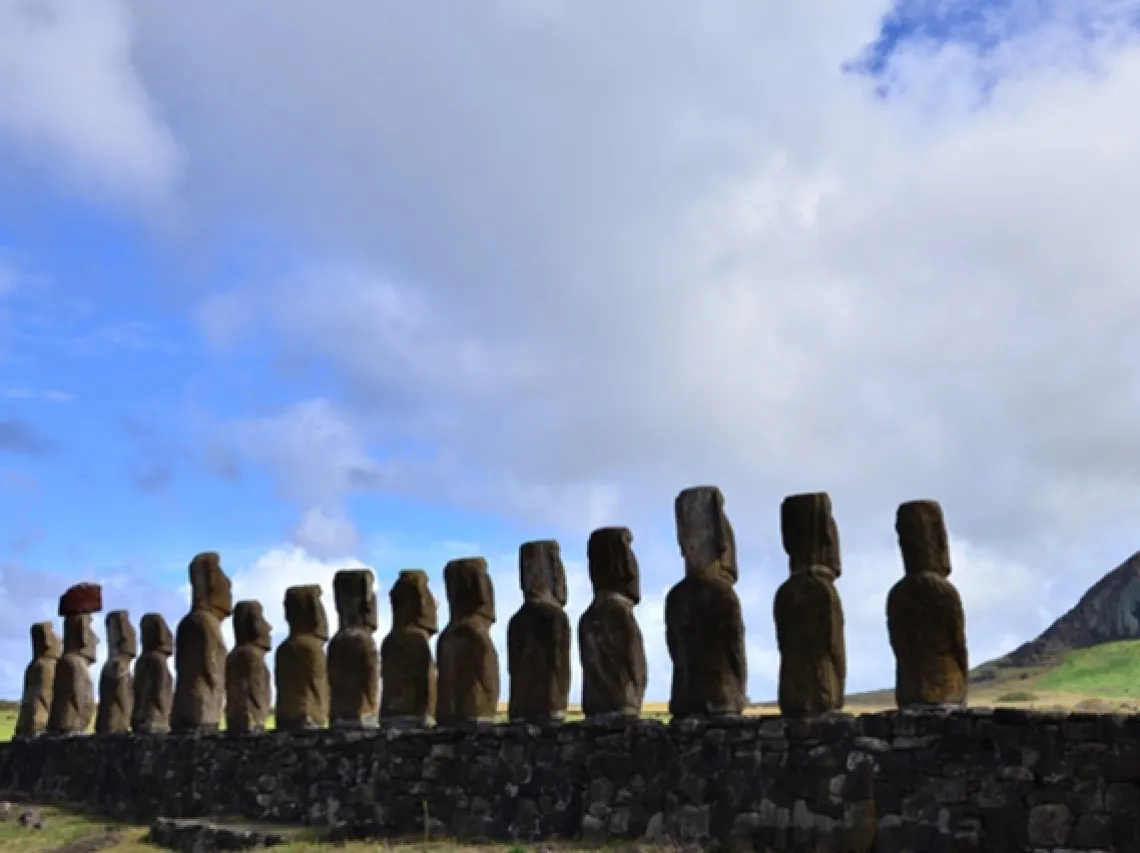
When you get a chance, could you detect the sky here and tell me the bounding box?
[2,0,1140,704]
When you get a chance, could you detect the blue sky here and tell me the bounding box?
[3,0,1140,703]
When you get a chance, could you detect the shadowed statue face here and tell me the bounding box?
[189,552,234,619]
[106,610,138,659]
[586,527,641,603]
[334,569,379,632]
[896,500,952,577]
[390,570,438,634]
[31,622,61,661]
[675,486,738,584]
[234,600,273,650]
[444,557,496,623]
[140,613,173,656]
[284,585,329,640]
[64,614,99,663]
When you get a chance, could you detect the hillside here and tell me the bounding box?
[845,551,1140,711]
[996,550,1140,667]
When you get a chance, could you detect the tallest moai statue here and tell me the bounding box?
[773,492,846,715]
[664,486,747,718]
[172,552,233,733]
[887,500,969,709]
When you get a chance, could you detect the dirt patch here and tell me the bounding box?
[43,827,122,853]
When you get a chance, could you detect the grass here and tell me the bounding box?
[0,804,650,853]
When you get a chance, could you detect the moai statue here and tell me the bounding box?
[773,492,847,716]
[225,601,273,734]
[132,613,174,733]
[379,570,439,727]
[579,527,647,719]
[95,610,138,733]
[274,585,330,731]
[436,557,500,725]
[507,540,571,723]
[172,552,234,733]
[887,500,969,709]
[14,622,62,738]
[665,486,747,718]
[47,583,102,735]
[328,569,380,728]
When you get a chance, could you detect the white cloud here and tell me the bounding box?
[6,2,1138,695]
[288,507,360,561]
[3,388,73,404]
[0,0,182,210]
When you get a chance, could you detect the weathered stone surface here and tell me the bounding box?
[6,708,1140,850]
[95,610,137,734]
[46,613,98,735]
[58,583,102,617]
[274,585,329,731]
[579,527,647,719]
[225,601,273,734]
[666,486,747,718]
[508,540,571,723]
[887,500,969,709]
[172,552,233,733]
[380,570,438,726]
[328,569,380,728]
[132,613,173,734]
[14,622,61,738]
[773,492,846,715]
[437,557,499,725]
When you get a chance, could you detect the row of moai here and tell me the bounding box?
[14,486,968,737]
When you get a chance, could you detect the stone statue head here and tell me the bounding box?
[896,499,952,577]
[140,613,173,656]
[233,600,273,650]
[780,491,842,579]
[189,552,234,619]
[63,614,99,663]
[389,570,438,634]
[587,527,641,602]
[675,485,738,583]
[284,585,329,641]
[333,569,378,632]
[30,621,61,660]
[443,557,496,623]
[519,539,568,606]
[105,610,138,659]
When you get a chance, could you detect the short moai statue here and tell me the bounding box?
[773,492,847,716]
[171,552,234,733]
[274,585,330,731]
[579,527,647,719]
[47,583,102,735]
[328,569,380,728]
[507,540,571,723]
[887,500,969,709]
[379,570,439,727]
[14,622,62,738]
[665,486,748,718]
[95,610,138,733]
[225,601,273,734]
[132,613,173,733]
[436,557,500,726]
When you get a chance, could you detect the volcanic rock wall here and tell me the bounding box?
[3,709,1140,852]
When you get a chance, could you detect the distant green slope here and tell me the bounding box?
[1032,639,1140,699]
